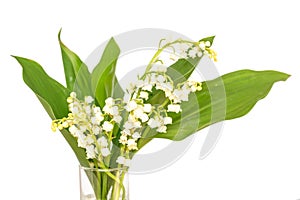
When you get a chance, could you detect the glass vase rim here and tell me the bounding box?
[79,165,127,172]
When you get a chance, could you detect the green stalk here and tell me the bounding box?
[93,161,102,200]
[102,128,115,199]
[110,148,126,200]
[97,162,125,199]
[120,171,126,200]
[144,39,197,73]
[110,169,127,200]
[101,173,107,200]
[111,170,121,200]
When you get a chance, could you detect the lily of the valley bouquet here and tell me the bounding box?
[14,31,289,200]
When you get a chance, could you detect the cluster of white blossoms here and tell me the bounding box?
[51,71,202,166]
[51,38,214,167]
[52,92,122,160]
[117,65,203,155]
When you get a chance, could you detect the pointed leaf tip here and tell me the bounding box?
[11,55,19,61]
[199,35,215,47]
[11,55,20,59]
[12,56,37,68]
[58,28,62,35]
[58,28,63,42]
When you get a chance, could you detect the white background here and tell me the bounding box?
[0,0,299,199]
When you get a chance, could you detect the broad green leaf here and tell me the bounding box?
[58,30,92,97]
[13,56,70,118]
[155,70,290,141]
[91,38,124,107]
[14,56,89,167]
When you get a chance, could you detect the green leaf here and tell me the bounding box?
[155,70,290,141]
[166,58,198,85]
[13,56,70,118]
[58,30,92,97]
[199,35,215,47]
[14,56,89,167]
[91,37,124,107]
[73,65,93,99]
[36,95,56,119]
[58,29,80,89]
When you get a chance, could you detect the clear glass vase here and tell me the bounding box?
[79,166,129,200]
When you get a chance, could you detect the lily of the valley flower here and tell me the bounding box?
[116,156,131,167]
[103,121,114,132]
[167,104,182,113]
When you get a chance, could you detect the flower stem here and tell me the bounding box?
[144,39,197,74]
